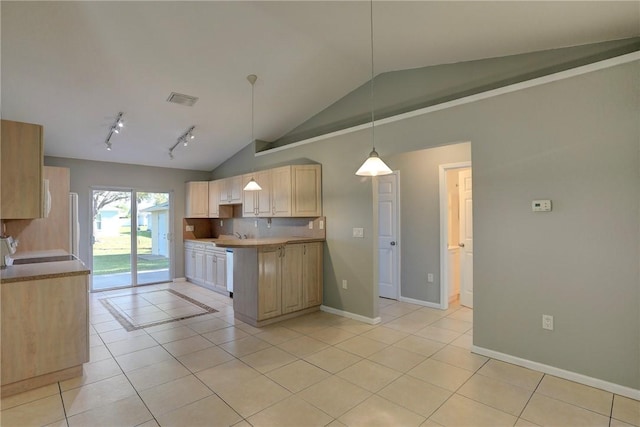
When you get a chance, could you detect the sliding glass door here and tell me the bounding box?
[91,188,172,291]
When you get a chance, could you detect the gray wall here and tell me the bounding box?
[45,157,210,279]
[386,143,471,304]
[213,61,639,389]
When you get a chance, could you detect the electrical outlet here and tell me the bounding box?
[220,220,223,227]
[309,221,313,229]
[427,273,434,283]
[254,220,258,228]
[342,279,348,289]
[352,228,364,238]
[319,220,324,230]
[185,225,194,232]
[542,314,554,330]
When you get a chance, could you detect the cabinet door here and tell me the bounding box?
[204,252,216,288]
[255,170,272,217]
[242,174,258,217]
[194,250,206,283]
[271,166,292,217]
[303,242,323,308]
[292,165,322,217]
[208,180,220,217]
[1,120,44,219]
[215,253,226,292]
[185,247,195,280]
[257,247,282,320]
[219,178,230,204]
[281,244,304,314]
[228,175,243,203]
[186,182,209,218]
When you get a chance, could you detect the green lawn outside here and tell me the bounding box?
[93,228,169,275]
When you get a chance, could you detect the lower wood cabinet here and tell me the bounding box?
[1,274,89,395]
[185,242,227,295]
[248,242,323,324]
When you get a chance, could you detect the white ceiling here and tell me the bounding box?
[2,1,638,171]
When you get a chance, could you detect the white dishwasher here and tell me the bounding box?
[225,249,233,295]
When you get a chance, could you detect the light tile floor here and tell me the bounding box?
[1,281,639,427]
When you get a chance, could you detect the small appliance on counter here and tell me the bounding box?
[1,236,18,269]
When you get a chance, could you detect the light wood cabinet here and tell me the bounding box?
[219,176,243,205]
[208,180,220,217]
[185,242,227,295]
[1,120,44,219]
[185,181,209,218]
[242,170,272,217]
[292,165,322,217]
[257,246,282,320]
[271,166,292,217]
[235,242,323,325]
[281,244,304,314]
[302,242,323,308]
[1,274,89,395]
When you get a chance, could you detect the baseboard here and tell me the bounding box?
[320,305,381,325]
[472,345,640,400]
[173,277,187,283]
[399,296,442,309]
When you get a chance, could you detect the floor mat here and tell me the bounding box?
[99,289,218,331]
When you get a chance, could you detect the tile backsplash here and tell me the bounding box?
[183,214,326,240]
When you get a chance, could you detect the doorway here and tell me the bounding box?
[439,163,472,309]
[91,188,172,291]
[376,172,401,300]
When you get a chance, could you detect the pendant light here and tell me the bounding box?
[244,74,263,191]
[355,0,392,177]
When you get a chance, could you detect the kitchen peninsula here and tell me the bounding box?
[1,252,90,396]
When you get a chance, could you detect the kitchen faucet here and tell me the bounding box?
[234,232,242,239]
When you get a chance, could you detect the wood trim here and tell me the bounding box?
[1,365,82,397]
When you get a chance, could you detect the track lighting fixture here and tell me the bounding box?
[168,125,196,159]
[104,112,124,151]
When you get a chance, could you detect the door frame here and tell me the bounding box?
[89,186,174,291]
[373,171,401,301]
[438,161,471,309]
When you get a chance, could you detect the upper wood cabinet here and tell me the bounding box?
[219,176,243,205]
[1,120,44,219]
[271,166,292,217]
[208,180,220,218]
[185,181,209,218]
[242,170,272,217]
[292,165,322,217]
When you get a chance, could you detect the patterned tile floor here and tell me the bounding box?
[1,281,638,426]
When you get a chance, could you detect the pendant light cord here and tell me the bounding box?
[251,79,255,144]
[370,0,376,153]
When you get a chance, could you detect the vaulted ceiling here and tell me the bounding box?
[2,1,638,171]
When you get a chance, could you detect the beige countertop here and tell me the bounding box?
[1,251,90,284]
[185,236,325,248]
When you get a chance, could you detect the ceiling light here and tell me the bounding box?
[168,125,196,159]
[243,74,262,192]
[104,112,124,151]
[355,0,392,177]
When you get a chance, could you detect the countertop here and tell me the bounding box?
[1,250,90,284]
[185,236,325,248]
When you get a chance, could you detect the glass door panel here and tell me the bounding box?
[136,192,171,285]
[91,190,133,291]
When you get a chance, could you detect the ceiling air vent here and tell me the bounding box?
[166,92,199,107]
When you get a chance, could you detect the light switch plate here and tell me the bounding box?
[309,221,314,229]
[532,200,552,212]
[352,228,364,238]
[319,220,324,230]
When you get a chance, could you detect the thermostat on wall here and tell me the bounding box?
[532,200,552,212]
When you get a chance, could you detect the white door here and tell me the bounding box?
[377,173,399,299]
[458,169,473,307]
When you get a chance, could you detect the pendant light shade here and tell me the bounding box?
[244,74,262,191]
[355,0,392,177]
[244,177,262,191]
[355,149,393,176]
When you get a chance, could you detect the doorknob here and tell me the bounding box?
[390,241,396,246]
[459,243,465,247]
